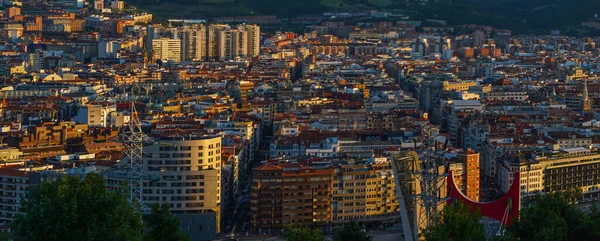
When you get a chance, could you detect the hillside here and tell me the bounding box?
[131,0,600,34]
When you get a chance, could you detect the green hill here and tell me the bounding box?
[131,0,600,34]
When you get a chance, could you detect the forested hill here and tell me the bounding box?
[131,0,600,34]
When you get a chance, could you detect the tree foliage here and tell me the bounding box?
[11,173,189,241]
[283,225,324,241]
[422,201,486,241]
[11,173,143,241]
[144,203,190,241]
[333,221,372,241]
[509,192,600,241]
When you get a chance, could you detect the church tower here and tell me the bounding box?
[582,80,592,112]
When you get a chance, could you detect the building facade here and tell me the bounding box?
[152,38,182,63]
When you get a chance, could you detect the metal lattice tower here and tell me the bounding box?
[411,125,448,240]
[104,88,156,214]
[119,103,155,213]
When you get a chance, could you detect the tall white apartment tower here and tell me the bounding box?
[172,25,207,61]
[208,24,230,60]
[218,29,247,61]
[238,24,260,57]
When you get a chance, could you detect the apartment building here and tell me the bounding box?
[458,149,480,202]
[331,158,399,223]
[140,135,222,236]
[74,104,115,127]
[207,24,229,60]
[250,162,332,230]
[172,25,207,61]
[152,38,181,63]
[238,24,260,57]
[0,169,41,228]
[250,158,399,231]
[218,29,247,61]
[498,148,600,200]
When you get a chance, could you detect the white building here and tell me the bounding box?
[74,105,115,127]
[152,38,181,63]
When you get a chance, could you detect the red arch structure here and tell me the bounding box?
[447,171,520,226]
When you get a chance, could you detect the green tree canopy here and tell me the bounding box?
[283,225,324,241]
[144,203,190,241]
[333,221,372,241]
[11,173,143,241]
[509,192,600,241]
[423,201,486,241]
[11,173,191,241]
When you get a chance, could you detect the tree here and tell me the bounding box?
[509,192,600,241]
[333,221,372,241]
[144,203,190,241]
[11,173,144,241]
[283,225,324,241]
[422,201,486,241]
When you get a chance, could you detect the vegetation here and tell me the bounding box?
[422,201,486,241]
[509,192,600,241]
[283,225,324,241]
[333,221,373,241]
[11,173,189,241]
[424,192,600,241]
[144,204,190,241]
[130,0,600,35]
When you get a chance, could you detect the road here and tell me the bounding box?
[576,199,600,213]
[480,217,502,239]
[218,230,404,241]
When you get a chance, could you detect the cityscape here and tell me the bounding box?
[1,0,600,241]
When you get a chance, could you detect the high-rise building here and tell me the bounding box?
[141,135,222,235]
[207,24,229,60]
[172,25,207,61]
[218,29,247,61]
[238,24,260,57]
[6,7,21,19]
[110,0,124,10]
[152,38,181,63]
[458,149,480,202]
[93,0,104,10]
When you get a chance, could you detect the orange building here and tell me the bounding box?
[6,7,20,19]
[458,149,480,202]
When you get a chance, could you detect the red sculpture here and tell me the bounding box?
[447,171,520,225]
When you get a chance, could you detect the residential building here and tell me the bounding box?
[152,38,182,63]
